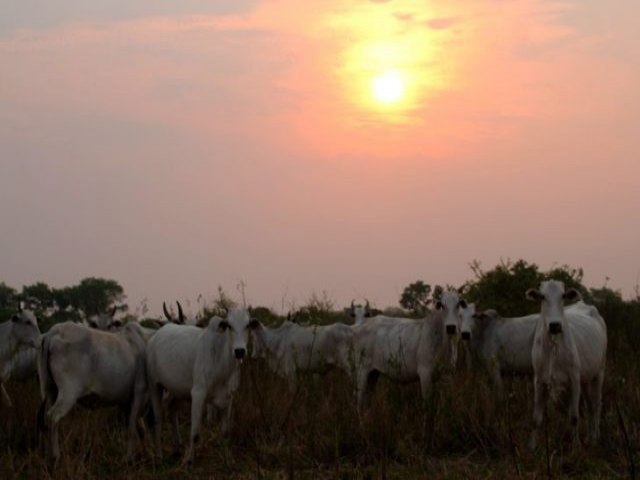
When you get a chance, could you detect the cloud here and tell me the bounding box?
[0,0,258,36]
[425,16,458,30]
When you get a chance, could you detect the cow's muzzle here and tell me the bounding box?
[446,325,457,335]
[461,331,470,341]
[234,348,246,360]
[548,322,562,335]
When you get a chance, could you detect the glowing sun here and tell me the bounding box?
[372,70,405,104]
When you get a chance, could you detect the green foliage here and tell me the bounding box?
[463,259,590,317]
[399,280,433,316]
[0,282,17,308]
[22,281,54,309]
[248,306,280,326]
[71,277,126,315]
[463,259,543,316]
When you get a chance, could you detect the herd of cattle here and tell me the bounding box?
[0,280,607,466]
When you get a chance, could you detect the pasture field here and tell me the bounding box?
[0,312,638,480]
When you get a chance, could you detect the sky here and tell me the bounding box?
[1,0,639,317]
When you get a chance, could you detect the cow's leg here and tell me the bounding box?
[212,387,235,435]
[184,387,207,466]
[590,371,604,444]
[417,365,434,400]
[167,397,182,455]
[529,378,548,450]
[0,383,12,408]
[126,387,145,462]
[568,371,581,447]
[149,383,164,459]
[47,388,79,463]
[489,362,504,398]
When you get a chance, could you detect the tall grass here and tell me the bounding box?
[1,320,638,479]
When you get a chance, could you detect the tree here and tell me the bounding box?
[463,259,589,317]
[22,281,54,309]
[0,282,17,309]
[72,277,126,315]
[399,280,432,316]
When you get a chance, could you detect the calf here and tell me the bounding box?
[526,280,607,449]
[146,308,259,465]
[0,307,40,407]
[37,321,147,462]
[351,290,465,409]
[459,303,538,393]
[251,319,354,389]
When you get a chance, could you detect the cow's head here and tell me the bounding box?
[350,299,372,325]
[11,307,41,348]
[163,301,185,324]
[526,280,580,335]
[87,306,121,331]
[216,308,261,363]
[460,307,498,342]
[435,290,467,367]
[435,290,466,336]
[459,303,477,341]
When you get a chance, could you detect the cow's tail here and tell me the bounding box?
[36,333,57,433]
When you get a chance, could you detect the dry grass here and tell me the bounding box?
[1,339,638,479]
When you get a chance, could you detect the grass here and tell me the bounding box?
[1,335,638,479]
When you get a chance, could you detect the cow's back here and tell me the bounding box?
[147,323,201,397]
[354,316,424,379]
[565,303,607,380]
[491,314,538,374]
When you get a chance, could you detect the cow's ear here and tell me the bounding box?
[458,299,468,309]
[112,319,123,328]
[435,301,443,310]
[249,319,261,330]
[218,320,230,332]
[349,311,356,318]
[563,288,581,302]
[526,289,543,301]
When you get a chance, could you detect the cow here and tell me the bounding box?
[0,306,40,407]
[525,280,607,449]
[163,301,186,325]
[351,290,466,409]
[146,308,259,465]
[349,300,372,326]
[85,306,121,331]
[37,321,147,463]
[459,303,538,394]
[250,319,354,389]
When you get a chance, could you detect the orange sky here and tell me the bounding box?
[1,1,639,314]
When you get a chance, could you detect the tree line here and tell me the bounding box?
[1,260,638,349]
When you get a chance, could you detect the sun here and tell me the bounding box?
[372,70,405,104]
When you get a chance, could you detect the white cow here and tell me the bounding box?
[0,307,40,407]
[349,300,372,327]
[351,290,466,409]
[37,321,148,462]
[459,303,538,393]
[146,308,259,465]
[526,280,607,449]
[86,307,122,331]
[163,301,186,325]
[251,319,354,389]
